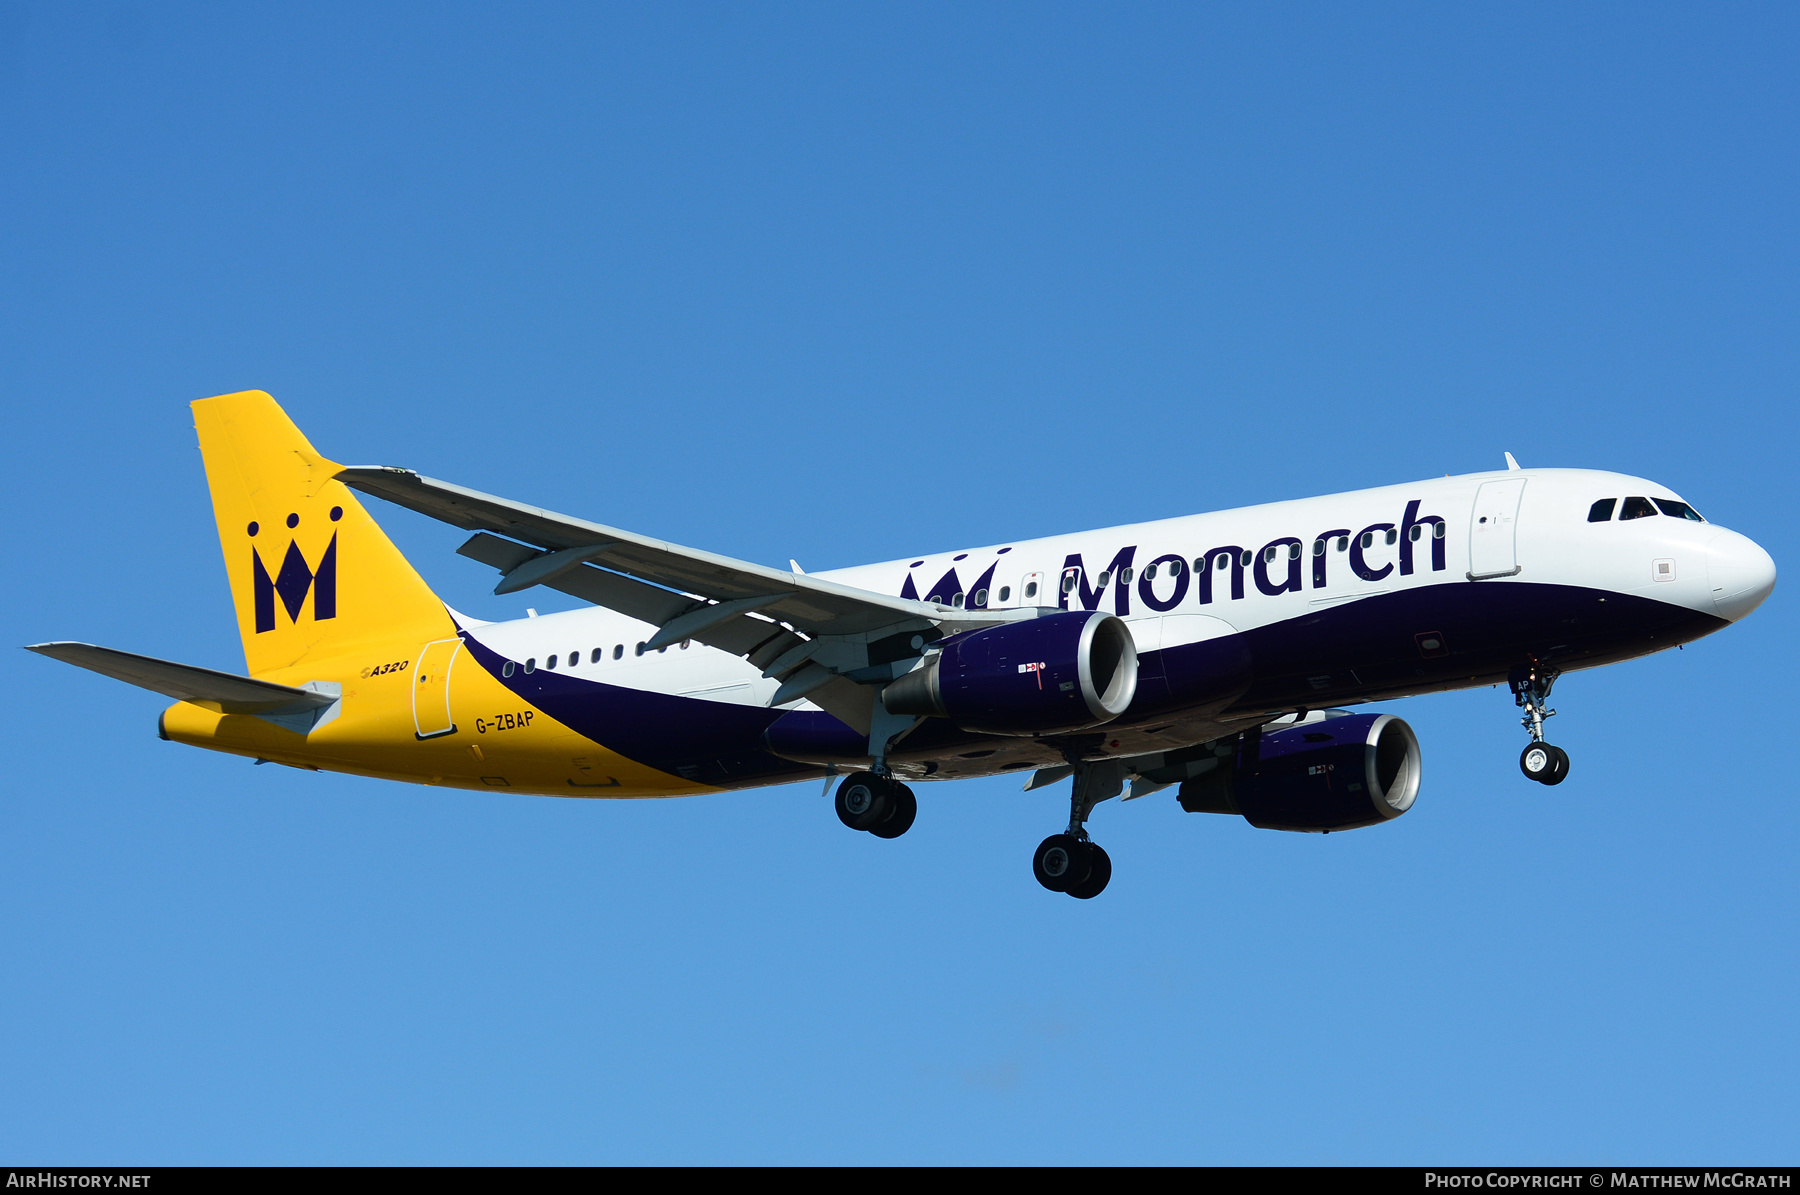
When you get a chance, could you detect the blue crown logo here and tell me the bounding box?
[248,507,341,633]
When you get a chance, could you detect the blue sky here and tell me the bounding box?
[2,2,1795,1163]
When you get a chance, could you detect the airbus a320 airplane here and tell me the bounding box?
[30,392,1776,898]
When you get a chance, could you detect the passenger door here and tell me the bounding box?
[412,637,463,739]
[1469,478,1527,579]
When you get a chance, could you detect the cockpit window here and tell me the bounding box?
[1619,496,1657,521]
[1654,498,1705,522]
[1588,499,1617,522]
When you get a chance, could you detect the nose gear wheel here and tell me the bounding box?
[1519,743,1569,785]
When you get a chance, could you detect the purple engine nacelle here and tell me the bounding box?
[1178,712,1422,832]
[883,610,1139,736]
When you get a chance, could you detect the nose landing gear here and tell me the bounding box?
[1033,758,1125,899]
[1511,666,1569,786]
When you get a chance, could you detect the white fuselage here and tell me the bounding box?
[461,467,1773,726]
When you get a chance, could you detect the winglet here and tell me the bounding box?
[1504,452,1522,471]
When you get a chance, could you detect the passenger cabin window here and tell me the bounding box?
[1654,498,1705,522]
[591,648,602,663]
[502,661,515,677]
[1588,499,1617,522]
[1620,496,1657,521]
[545,654,557,669]
[1023,581,1036,598]
[999,586,1011,602]
[613,644,623,659]
[524,658,536,674]
[568,652,578,667]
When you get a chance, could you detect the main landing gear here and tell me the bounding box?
[1512,666,1569,786]
[835,771,917,839]
[1033,759,1125,900]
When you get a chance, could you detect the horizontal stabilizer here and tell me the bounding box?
[24,642,336,714]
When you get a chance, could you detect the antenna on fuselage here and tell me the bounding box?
[1504,452,1522,471]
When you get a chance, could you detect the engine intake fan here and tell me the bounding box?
[1179,712,1421,832]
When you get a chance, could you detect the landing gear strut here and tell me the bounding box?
[1033,759,1124,899]
[835,771,917,838]
[1511,666,1569,786]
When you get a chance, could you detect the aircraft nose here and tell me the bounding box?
[1706,528,1776,621]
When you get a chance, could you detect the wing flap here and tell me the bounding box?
[457,532,808,658]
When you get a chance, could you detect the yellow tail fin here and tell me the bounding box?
[193,391,453,676]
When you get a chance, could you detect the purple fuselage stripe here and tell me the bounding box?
[458,584,1726,789]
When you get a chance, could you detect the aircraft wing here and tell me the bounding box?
[25,642,335,714]
[337,466,1032,727]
